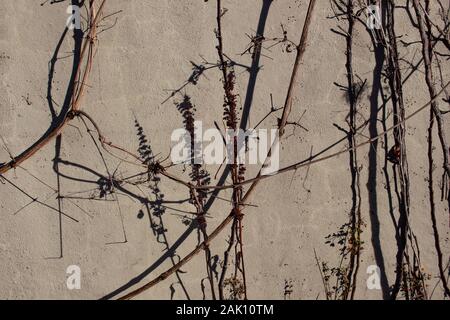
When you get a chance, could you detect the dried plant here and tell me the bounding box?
[1,0,450,301]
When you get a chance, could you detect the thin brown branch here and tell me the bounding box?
[279,0,317,135]
[0,0,106,175]
[191,81,450,192]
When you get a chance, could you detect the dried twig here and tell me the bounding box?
[0,0,106,175]
[279,0,317,135]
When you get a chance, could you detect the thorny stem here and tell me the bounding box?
[215,0,247,300]
[413,0,450,214]
[428,105,450,297]
[114,0,449,299]
[115,79,450,300]
[279,0,317,136]
[385,0,427,300]
[189,82,450,192]
[326,0,363,300]
[2,0,447,301]
[413,0,450,297]
[342,0,362,301]
[118,0,318,300]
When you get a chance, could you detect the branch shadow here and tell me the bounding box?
[26,0,84,159]
[44,0,85,259]
[366,38,390,298]
[102,0,274,300]
[53,155,196,300]
[239,0,273,131]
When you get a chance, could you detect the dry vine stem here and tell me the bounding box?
[413,0,450,207]
[278,0,317,136]
[0,0,106,175]
[214,0,248,300]
[182,81,450,193]
[384,0,426,300]
[3,0,446,300]
[116,0,450,298]
[328,0,363,300]
[412,0,450,297]
[241,0,317,204]
[117,0,317,300]
[116,77,450,299]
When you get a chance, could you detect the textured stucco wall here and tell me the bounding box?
[0,0,449,299]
